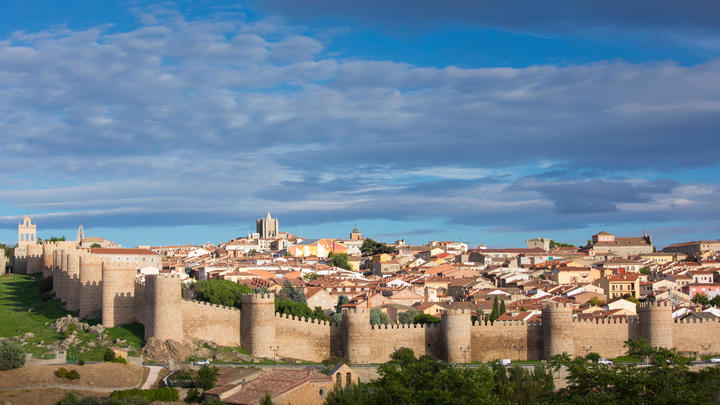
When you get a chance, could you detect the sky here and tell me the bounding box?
[1,0,719,249]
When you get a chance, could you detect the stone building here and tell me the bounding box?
[350,225,362,241]
[526,237,550,251]
[662,240,720,260]
[256,212,279,239]
[589,231,654,258]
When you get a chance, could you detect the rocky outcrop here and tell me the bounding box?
[142,337,191,363]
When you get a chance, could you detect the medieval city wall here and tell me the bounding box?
[29,244,720,365]
[181,300,241,346]
[572,318,640,358]
[673,318,720,354]
[275,314,332,362]
[471,321,543,362]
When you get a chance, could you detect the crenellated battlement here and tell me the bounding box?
[274,312,332,326]
[342,307,369,315]
[371,322,438,330]
[442,308,471,316]
[639,301,672,310]
[675,317,719,324]
[187,299,241,313]
[542,302,574,310]
[573,317,639,325]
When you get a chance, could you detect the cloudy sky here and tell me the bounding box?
[1,0,719,248]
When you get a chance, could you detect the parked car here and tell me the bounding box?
[501,359,511,367]
[193,359,210,366]
[598,358,613,365]
[709,357,720,364]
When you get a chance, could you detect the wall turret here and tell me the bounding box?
[65,253,80,312]
[102,262,136,327]
[144,274,184,342]
[442,308,472,363]
[78,254,103,319]
[542,302,574,359]
[240,293,276,359]
[342,308,371,364]
[639,301,673,348]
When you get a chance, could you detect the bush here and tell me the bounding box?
[67,369,80,380]
[113,356,127,364]
[585,352,601,363]
[0,341,25,370]
[413,313,441,325]
[197,365,219,390]
[56,367,69,378]
[184,387,201,403]
[110,387,179,402]
[104,347,116,362]
[42,292,53,301]
[78,359,85,366]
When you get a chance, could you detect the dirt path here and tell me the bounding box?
[141,365,163,389]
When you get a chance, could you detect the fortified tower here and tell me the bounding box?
[78,254,103,319]
[102,262,136,327]
[65,252,81,312]
[240,294,276,359]
[639,301,673,348]
[144,274,184,342]
[542,302,574,359]
[342,308,371,364]
[442,308,472,363]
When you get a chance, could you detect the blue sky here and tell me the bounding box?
[1,0,719,248]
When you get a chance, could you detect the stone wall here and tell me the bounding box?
[471,321,543,362]
[573,318,640,358]
[275,314,332,362]
[181,300,241,346]
[673,318,720,355]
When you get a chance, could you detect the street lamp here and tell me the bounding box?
[459,346,469,365]
[269,345,279,365]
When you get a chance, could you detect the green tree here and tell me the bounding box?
[693,293,710,306]
[588,296,604,306]
[191,279,254,309]
[328,252,351,270]
[624,338,652,359]
[303,272,319,281]
[184,388,201,403]
[370,308,390,325]
[489,296,499,322]
[196,365,219,390]
[277,279,306,303]
[0,341,24,370]
[413,313,440,325]
[398,310,418,324]
[103,347,116,362]
[90,243,101,248]
[499,299,506,316]
[549,240,576,249]
[640,266,651,275]
[360,238,397,255]
[711,295,720,307]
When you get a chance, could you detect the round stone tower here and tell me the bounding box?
[542,302,574,359]
[101,262,136,327]
[639,301,673,348]
[78,254,103,319]
[240,293,276,359]
[144,273,184,342]
[65,252,80,312]
[442,308,472,363]
[342,308,371,364]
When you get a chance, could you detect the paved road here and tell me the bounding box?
[141,365,163,389]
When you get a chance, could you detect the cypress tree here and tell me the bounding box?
[490,296,499,322]
[499,299,506,316]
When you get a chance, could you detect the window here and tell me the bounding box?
[346,372,352,386]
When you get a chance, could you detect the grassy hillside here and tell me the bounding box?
[0,274,144,360]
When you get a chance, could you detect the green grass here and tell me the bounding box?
[0,274,144,360]
[612,355,644,363]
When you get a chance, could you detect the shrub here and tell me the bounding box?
[585,352,601,363]
[66,369,80,380]
[184,387,201,403]
[103,347,116,362]
[197,365,219,390]
[78,359,85,366]
[110,387,179,402]
[113,356,127,364]
[42,292,53,301]
[56,367,69,378]
[0,341,25,370]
